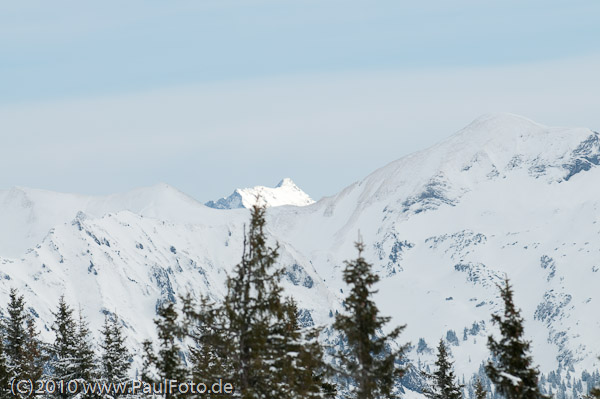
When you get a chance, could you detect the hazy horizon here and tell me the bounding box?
[2,1,599,202]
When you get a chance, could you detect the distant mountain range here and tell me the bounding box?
[1,113,599,391]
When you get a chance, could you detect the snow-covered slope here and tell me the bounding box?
[265,113,600,377]
[0,183,225,258]
[1,113,599,386]
[205,178,315,209]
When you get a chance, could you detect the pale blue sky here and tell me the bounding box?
[1,1,600,201]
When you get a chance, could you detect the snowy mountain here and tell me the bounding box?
[0,113,599,391]
[0,183,218,258]
[205,178,315,209]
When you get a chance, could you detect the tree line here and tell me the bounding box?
[0,290,129,398]
[0,204,599,399]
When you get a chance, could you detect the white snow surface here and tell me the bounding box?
[205,178,315,209]
[1,113,599,381]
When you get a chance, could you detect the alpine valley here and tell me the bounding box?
[1,114,599,396]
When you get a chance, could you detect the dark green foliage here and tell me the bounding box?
[4,288,28,380]
[50,297,97,395]
[183,295,232,397]
[22,316,46,385]
[222,204,285,399]
[474,379,487,399]
[424,339,462,399]
[155,301,187,388]
[333,241,407,399]
[273,298,332,399]
[50,295,79,382]
[0,330,9,398]
[74,310,96,382]
[486,277,546,399]
[100,314,130,383]
[217,204,333,399]
[2,289,45,398]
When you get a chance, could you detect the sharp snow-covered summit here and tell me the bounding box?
[205,177,315,209]
[1,113,599,388]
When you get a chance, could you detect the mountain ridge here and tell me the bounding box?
[0,114,599,387]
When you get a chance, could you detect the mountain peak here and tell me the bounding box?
[455,113,547,141]
[205,178,315,209]
[276,177,296,188]
[471,112,542,127]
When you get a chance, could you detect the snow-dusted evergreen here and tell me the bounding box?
[423,339,463,399]
[154,301,187,387]
[51,296,92,383]
[333,241,406,399]
[486,278,546,399]
[100,314,130,383]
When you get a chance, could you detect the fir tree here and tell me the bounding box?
[155,300,186,394]
[50,296,78,384]
[3,289,45,398]
[273,298,332,399]
[0,324,11,398]
[22,316,45,385]
[218,203,333,399]
[100,315,130,384]
[333,241,407,399]
[184,295,232,396]
[4,288,28,380]
[485,277,546,399]
[222,203,287,399]
[74,310,96,383]
[423,339,462,399]
[474,379,487,399]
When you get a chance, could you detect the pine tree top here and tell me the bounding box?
[423,339,462,399]
[486,277,546,399]
[334,240,406,399]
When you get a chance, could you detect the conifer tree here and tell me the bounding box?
[222,204,287,399]
[155,301,186,391]
[423,339,462,399]
[486,277,546,399]
[3,289,45,398]
[184,295,232,393]
[474,379,487,399]
[4,288,28,380]
[100,315,130,383]
[273,298,332,399]
[218,203,334,399]
[184,203,332,399]
[333,241,407,399]
[22,316,45,385]
[50,296,78,383]
[0,321,11,398]
[74,310,97,383]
